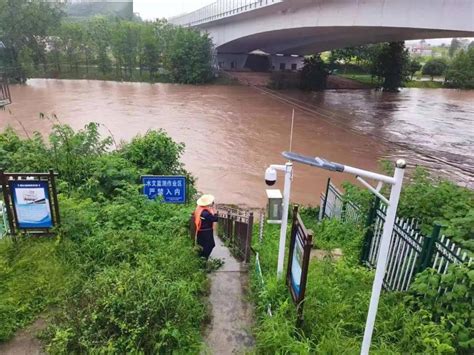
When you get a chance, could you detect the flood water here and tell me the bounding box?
[1,79,472,207]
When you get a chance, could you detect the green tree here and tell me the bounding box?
[408,58,422,80]
[422,58,448,80]
[0,0,63,82]
[110,21,141,79]
[163,27,213,84]
[449,38,462,58]
[60,22,84,73]
[138,22,163,80]
[445,47,474,89]
[88,17,113,75]
[370,42,410,92]
[300,54,329,91]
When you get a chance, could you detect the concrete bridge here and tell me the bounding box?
[170,0,474,70]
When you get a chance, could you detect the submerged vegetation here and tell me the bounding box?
[0,122,208,352]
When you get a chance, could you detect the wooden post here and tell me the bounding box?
[297,227,313,327]
[50,169,60,226]
[0,170,15,235]
[244,212,254,263]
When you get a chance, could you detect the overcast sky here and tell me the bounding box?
[134,0,215,20]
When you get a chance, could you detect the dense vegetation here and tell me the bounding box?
[0,122,209,352]
[251,207,473,353]
[329,42,411,92]
[329,43,474,90]
[445,47,474,89]
[0,0,214,84]
[299,55,329,91]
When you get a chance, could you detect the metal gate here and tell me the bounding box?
[218,207,254,263]
[190,207,254,263]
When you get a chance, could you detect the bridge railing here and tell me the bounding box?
[169,0,283,27]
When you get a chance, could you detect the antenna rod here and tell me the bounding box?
[289,109,295,153]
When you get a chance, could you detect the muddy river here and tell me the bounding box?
[1,79,472,207]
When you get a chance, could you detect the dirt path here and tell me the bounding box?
[205,237,254,354]
[0,318,46,355]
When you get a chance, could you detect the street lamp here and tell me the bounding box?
[264,162,293,278]
[281,151,406,355]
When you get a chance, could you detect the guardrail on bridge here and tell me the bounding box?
[169,0,283,27]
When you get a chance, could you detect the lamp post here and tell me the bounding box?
[265,162,293,278]
[281,151,406,355]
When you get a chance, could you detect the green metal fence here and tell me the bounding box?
[320,179,472,292]
[319,178,362,224]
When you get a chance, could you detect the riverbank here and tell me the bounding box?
[0,126,209,352]
[338,73,447,89]
[224,71,372,89]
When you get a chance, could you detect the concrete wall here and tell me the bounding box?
[216,53,304,71]
[217,53,249,70]
[270,55,304,71]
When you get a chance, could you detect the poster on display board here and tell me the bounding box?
[286,206,313,323]
[11,180,53,229]
[0,170,60,235]
[290,229,305,298]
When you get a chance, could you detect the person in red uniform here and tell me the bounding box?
[194,194,218,259]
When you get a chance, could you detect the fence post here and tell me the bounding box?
[258,210,264,243]
[360,197,380,264]
[321,177,331,220]
[416,223,441,273]
[245,212,254,263]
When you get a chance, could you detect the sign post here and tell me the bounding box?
[282,151,406,355]
[286,205,313,325]
[141,175,187,203]
[0,170,60,235]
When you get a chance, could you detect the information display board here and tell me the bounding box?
[141,176,186,204]
[286,206,313,322]
[0,170,60,235]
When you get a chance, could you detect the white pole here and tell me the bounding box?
[277,162,293,278]
[361,159,406,355]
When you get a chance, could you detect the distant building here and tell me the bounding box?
[46,0,134,19]
[407,40,433,57]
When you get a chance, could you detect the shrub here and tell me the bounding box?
[408,263,474,352]
[422,58,448,80]
[300,55,329,91]
[445,48,474,89]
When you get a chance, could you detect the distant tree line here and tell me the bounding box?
[0,0,214,84]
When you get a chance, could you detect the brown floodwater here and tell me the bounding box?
[1,79,472,207]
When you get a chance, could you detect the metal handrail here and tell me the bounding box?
[169,0,283,27]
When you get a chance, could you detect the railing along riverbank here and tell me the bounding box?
[320,178,472,293]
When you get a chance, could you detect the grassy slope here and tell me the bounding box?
[250,211,456,354]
